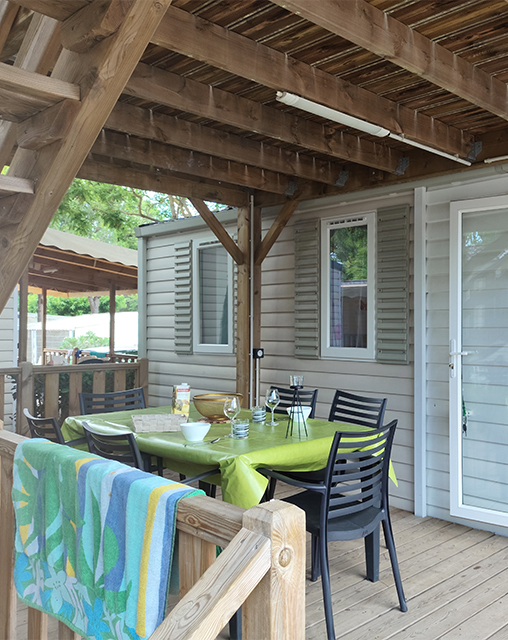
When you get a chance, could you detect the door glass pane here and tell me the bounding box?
[198,246,229,345]
[329,225,368,348]
[461,208,508,513]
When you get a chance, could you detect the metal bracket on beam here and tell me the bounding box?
[334,170,349,187]
[393,156,410,175]
[285,180,298,196]
[467,141,482,162]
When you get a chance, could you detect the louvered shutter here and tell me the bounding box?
[174,241,193,354]
[294,219,320,359]
[376,205,410,363]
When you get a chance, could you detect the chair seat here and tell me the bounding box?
[284,490,383,539]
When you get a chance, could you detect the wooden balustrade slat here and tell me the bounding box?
[69,372,82,416]
[27,607,47,640]
[45,372,60,418]
[113,368,126,392]
[58,620,80,639]
[178,530,217,598]
[92,370,106,394]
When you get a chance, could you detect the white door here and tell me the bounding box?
[450,195,508,527]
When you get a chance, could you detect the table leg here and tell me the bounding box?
[365,525,380,582]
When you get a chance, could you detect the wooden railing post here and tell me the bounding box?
[242,501,306,640]
[0,431,20,640]
[17,361,33,436]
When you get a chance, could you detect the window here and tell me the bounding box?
[321,212,375,359]
[193,241,233,353]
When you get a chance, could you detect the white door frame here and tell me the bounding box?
[449,194,508,527]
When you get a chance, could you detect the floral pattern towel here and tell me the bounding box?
[12,438,202,640]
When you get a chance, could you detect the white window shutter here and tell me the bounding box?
[294,219,320,359]
[376,205,410,363]
[174,241,193,354]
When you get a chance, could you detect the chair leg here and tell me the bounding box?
[198,481,217,498]
[156,456,163,476]
[319,533,336,640]
[364,525,380,582]
[229,608,241,639]
[267,477,277,500]
[381,516,407,612]
[311,534,321,582]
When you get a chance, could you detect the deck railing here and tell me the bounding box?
[0,430,305,640]
[0,358,148,434]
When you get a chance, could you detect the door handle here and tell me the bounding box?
[450,351,469,356]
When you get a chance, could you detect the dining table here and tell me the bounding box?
[62,404,396,510]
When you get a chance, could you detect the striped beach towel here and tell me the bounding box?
[12,438,202,640]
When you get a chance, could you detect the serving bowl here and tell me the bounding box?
[286,405,312,424]
[180,422,211,442]
[193,393,243,422]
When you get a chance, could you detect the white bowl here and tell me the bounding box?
[180,422,211,442]
[286,406,312,423]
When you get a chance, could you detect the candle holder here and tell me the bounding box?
[286,375,308,439]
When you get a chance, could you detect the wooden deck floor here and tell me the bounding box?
[16,480,508,640]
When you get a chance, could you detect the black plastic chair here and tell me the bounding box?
[82,421,218,486]
[260,420,406,640]
[269,385,318,417]
[24,408,86,447]
[78,387,146,415]
[264,390,387,500]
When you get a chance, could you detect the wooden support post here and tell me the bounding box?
[254,195,302,265]
[0,431,17,640]
[41,288,47,360]
[242,501,306,640]
[252,206,262,403]
[18,270,28,364]
[236,205,250,407]
[109,282,116,356]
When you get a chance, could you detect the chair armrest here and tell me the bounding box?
[257,467,326,493]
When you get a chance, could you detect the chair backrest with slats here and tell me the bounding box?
[323,420,397,523]
[79,388,146,415]
[24,408,66,444]
[270,386,318,418]
[82,421,145,470]
[328,390,387,428]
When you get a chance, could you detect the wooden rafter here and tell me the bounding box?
[152,5,472,159]
[190,197,245,266]
[0,11,61,168]
[272,0,508,122]
[105,102,351,186]
[93,128,295,195]
[254,194,302,265]
[0,0,173,313]
[0,0,19,52]
[124,63,403,174]
[78,158,249,208]
[6,0,92,22]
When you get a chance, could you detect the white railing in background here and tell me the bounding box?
[0,358,148,434]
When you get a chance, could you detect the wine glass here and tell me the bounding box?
[265,388,280,426]
[224,396,240,436]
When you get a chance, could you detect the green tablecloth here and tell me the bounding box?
[62,405,396,510]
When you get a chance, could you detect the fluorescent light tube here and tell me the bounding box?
[483,155,508,164]
[276,91,390,137]
[276,91,471,166]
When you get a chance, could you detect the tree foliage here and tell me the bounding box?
[330,226,368,281]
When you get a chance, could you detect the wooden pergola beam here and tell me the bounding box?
[78,158,249,208]
[105,102,351,186]
[6,0,92,22]
[0,0,173,314]
[189,198,245,266]
[273,0,508,123]
[92,129,294,195]
[153,5,472,158]
[0,1,19,52]
[124,63,402,174]
[254,195,302,265]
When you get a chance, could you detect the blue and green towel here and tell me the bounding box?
[12,439,202,640]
